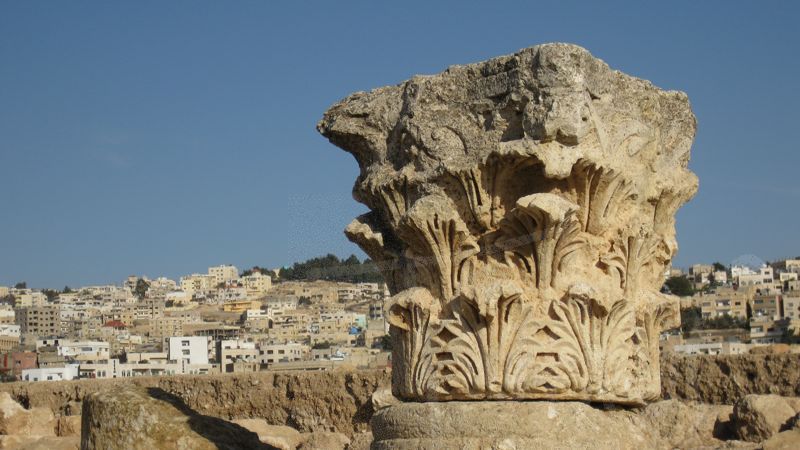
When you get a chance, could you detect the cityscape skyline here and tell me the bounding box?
[3,252,799,291]
[2,1,799,288]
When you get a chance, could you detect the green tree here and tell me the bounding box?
[680,307,702,333]
[705,273,719,291]
[133,278,150,300]
[782,327,799,344]
[279,254,383,283]
[62,286,73,293]
[13,282,26,289]
[664,276,694,297]
[379,334,393,351]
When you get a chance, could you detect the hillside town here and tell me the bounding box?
[663,258,800,355]
[0,257,798,383]
[0,263,391,382]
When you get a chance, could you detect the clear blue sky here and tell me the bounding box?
[1,1,798,289]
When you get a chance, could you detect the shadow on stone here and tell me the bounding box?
[145,388,275,450]
[81,384,273,450]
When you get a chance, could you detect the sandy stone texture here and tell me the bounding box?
[319,43,698,405]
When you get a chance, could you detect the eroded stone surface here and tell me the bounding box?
[319,43,697,404]
[80,385,266,450]
[231,419,303,450]
[732,394,798,442]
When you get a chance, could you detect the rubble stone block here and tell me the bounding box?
[80,385,266,450]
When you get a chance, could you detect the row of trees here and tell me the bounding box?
[278,254,383,283]
[680,306,750,333]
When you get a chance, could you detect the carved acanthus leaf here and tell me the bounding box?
[601,229,662,297]
[543,285,635,396]
[397,195,480,302]
[635,292,680,401]
[502,194,586,291]
[570,159,636,235]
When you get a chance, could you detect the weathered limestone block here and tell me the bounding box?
[57,415,82,437]
[732,394,799,442]
[231,419,303,450]
[0,435,79,450]
[0,392,57,437]
[80,385,265,450]
[0,392,31,435]
[298,431,351,450]
[319,43,697,405]
[371,401,651,449]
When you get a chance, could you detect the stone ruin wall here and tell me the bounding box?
[1,354,799,437]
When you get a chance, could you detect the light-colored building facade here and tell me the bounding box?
[672,342,750,356]
[21,364,79,382]
[208,265,239,285]
[697,288,749,319]
[167,336,209,365]
[259,341,308,364]
[241,272,272,297]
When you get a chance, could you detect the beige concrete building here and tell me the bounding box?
[689,264,713,284]
[259,341,308,364]
[12,290,47,308]
[208,264,239,285]
[15,306,67,337]
[750,293,782,319]
[180,274,215,298]
[0,306,15,325]
[222,300,261,313]
[241,272,272,297]
[216,339,259,373]
[0,335,19,353]
[697,288,749,319]
[750,316,790,344]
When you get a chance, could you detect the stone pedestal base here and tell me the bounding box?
[371,401,650,450]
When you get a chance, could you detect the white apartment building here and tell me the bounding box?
[79,350,213,379]
[0,286,8,298]
[672,342,750,356]
[22,364,80,382]
[168,336,209,365]
[0,324,20,337]
[217,339,259,372]
[737,266,774,287]
[265,295,299,313]
[243,309,270,320]
[0,307,15,325]
[208,264,239,285]
[57,340,110,360]
[217,287,248,302]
